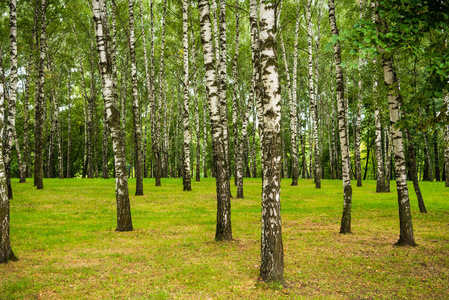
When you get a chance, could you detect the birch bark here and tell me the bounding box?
[128,0,144,195]
[307,0,321,188]
[0,71,17,263]
[92,0,133,231]
[199,0,232,240]
[259,1,283,282]
[34,0,47,189]
[328,0,352,234]
[182,0,192,191]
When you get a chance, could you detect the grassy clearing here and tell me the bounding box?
[1,177,448,299]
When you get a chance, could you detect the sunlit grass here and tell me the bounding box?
[1,177,448,299]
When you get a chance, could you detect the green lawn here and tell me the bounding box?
[1,177,448,299]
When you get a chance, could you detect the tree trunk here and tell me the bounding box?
[280,30,298,186]
[433,129,440,181]
[128,0,143,195]
[93,0,133,232]
[250,0,264,175]
[307,0,321,189]
[405,129,427,213]
[328,0,352,234]
[236,80,254,198]
[259,2,284,283]
[374,108,386,192]
[445,93,449,187]
[199,0,232,240]
[354,6,363,187]
[3,0,19,198]
[375,3,415,246]
[0,75,17,263]
[203,94,208,178]
[423,132,433,182]
[182,0,192,191]
[34,0,47,190]
[384,126,391,192]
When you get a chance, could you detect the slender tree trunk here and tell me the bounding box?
[66,72,72,178]
[374,108,386,192]
[375,4,415,246]
[328,0,352,234]
[280,31,298,186]
[182,0,192,191]
[93,0,133,231]
[128,0,143,195]
[354,6,363,187]
[199,0,232,240]
[251,122,257,178]
[203,94,208,178]
[3,0,19,198]
[258,2,284,283]
[385,126,391,192]
[307,0,321,189]
[250,0,264,174]
[34,0,47,190]
[433,129,440,181]
[22,65,31,180]
[232,7,240,186]
[445,93,449,187]
[236,80,254,198]
[423,132,433,182]
[405,129,427,213]
[292,10,300,184]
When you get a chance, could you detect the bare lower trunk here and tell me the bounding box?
[203,96,208,178]
[385,126,391,192]
[405,129,427,213]
[423,132,433,182]
[374,108,386,192]
[329,0,352,234]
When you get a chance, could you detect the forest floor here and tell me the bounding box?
[1,177,448,299]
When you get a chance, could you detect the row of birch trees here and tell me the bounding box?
[1,0,448,282]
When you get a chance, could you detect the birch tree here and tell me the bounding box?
[128,0,143,195]
[182,0,192,191]
[92,0,133,232]
[259,1,284,283]
[199,0,232,240]
[34,0,47,190]
[0,72,17,263]
[4,0,18,197]
[307,0,321,188]
[374,2,415,246]
[328,0,352,234]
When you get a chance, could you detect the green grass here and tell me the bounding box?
[1,177,448,299]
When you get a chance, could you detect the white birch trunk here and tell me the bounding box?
[199,0,231,240]
[182,0,192,191]
[328,0,352,233]
[92,0,133,231]
[259,1,284,283]
[128,0,144,195]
